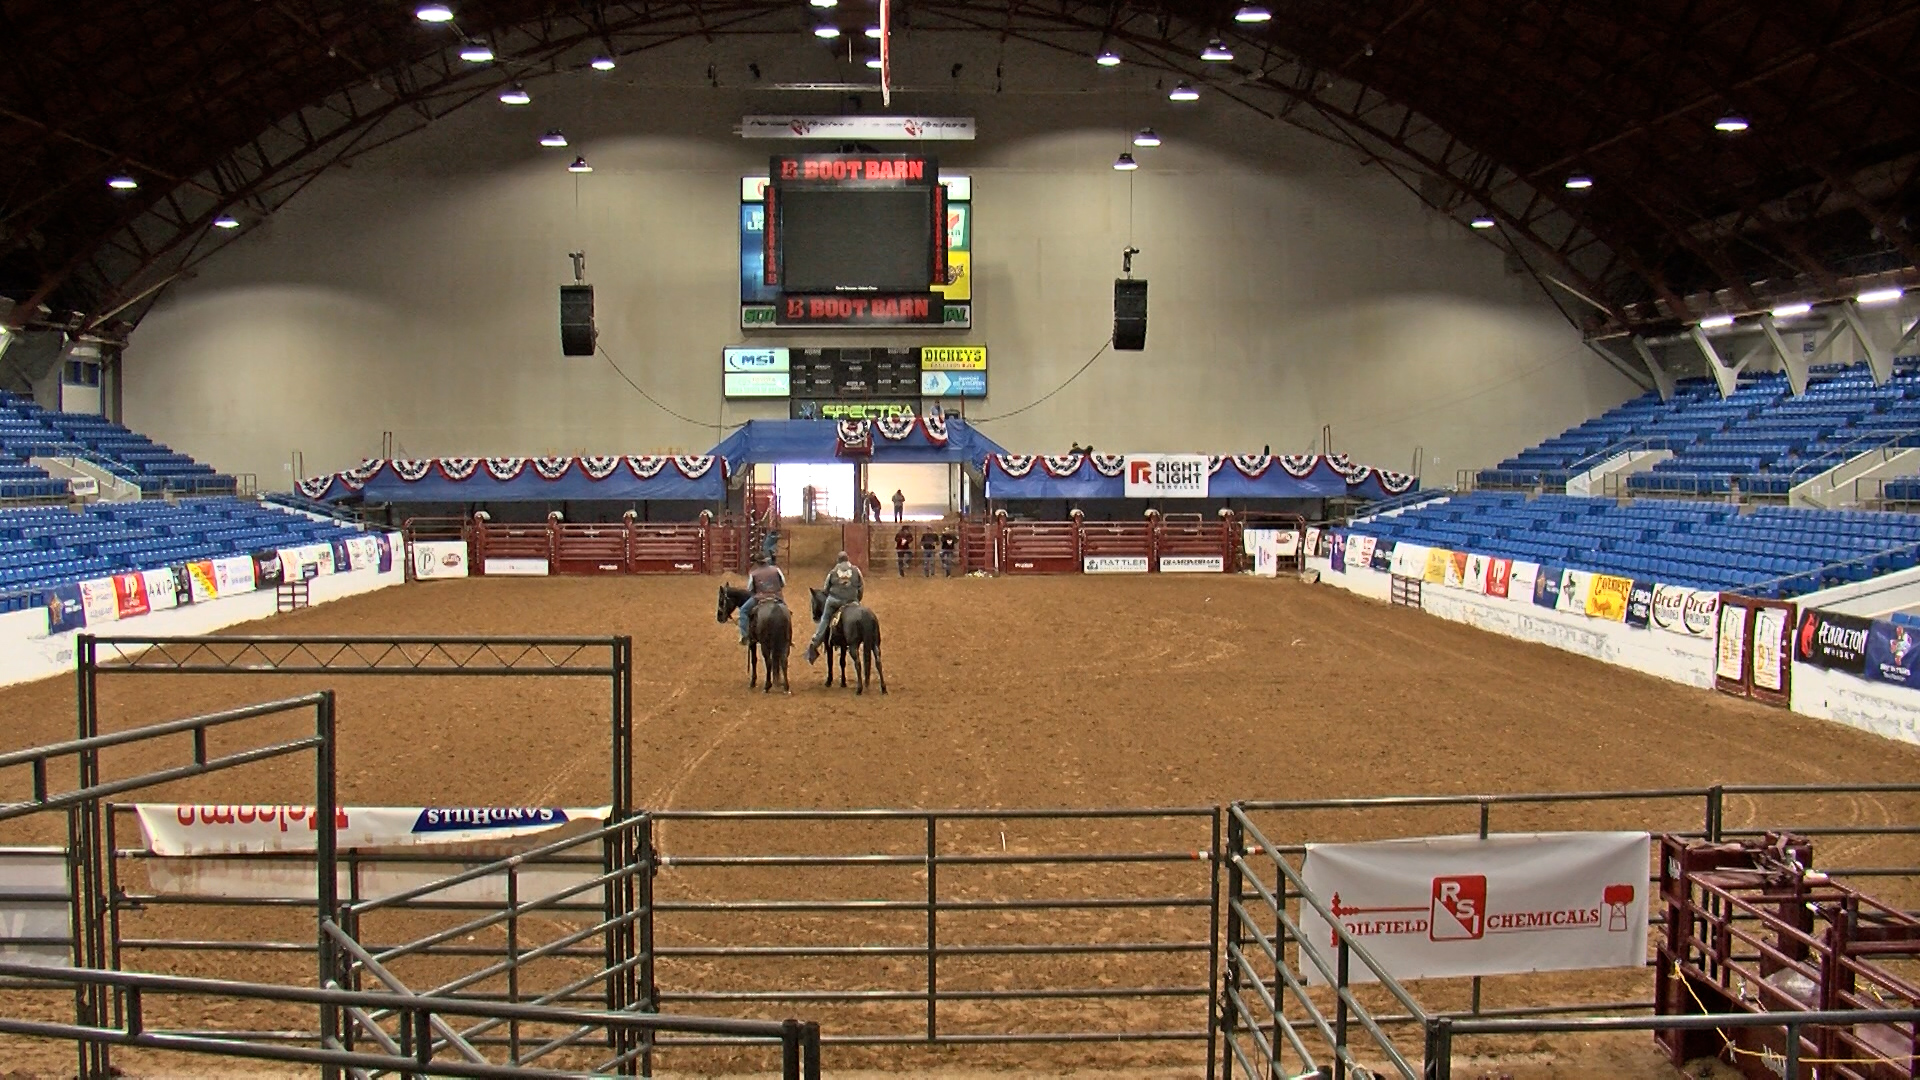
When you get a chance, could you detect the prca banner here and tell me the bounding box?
[1624,581,1653,629]
[1297,831,1650,984]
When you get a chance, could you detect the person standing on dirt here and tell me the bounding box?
[891,489,906,522]
[919,527,939,576]
[939,525,957,576]
[806,550,865,665]
[864,490,882,523]
[894,524,913,576]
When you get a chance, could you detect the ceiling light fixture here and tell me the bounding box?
[415,3,454,23]
[1201,39,1234,61]
[1564,174,1593,190]
[1133,128,1160,147]
[1233,5,1271,21]
[810,0,837,7]
[1169,81,1199,101]
[1095,49,1121,67]
[866,56,882,69]
[458,43,493,62]
[1772,302,1812,318]
[568,156,592,173]
[106,175,138,190]
[540,129,568,147]
[1113,152,1138,171]
[864,25,881,38]
[814,24,841,38]
[1469,216,1496,229]
[499,83,531,104]
[1858,287,1905,306]
[590,56,616,71]
[1713,114,1750,133]
[213,215,240,229]
[1699,314,1735,329]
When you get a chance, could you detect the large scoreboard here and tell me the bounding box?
[722,345,986,406]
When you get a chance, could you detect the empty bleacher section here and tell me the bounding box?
[1477,364,1920,497]
[0,389,235,497]
[0,499,365,612]
[1353,491,1920,598]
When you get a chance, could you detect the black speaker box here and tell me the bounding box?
[1113,278,1148,351]
[560,285,596,356]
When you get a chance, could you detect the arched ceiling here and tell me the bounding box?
[2,0,1917,340]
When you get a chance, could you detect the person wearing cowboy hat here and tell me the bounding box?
[807,550,864,665]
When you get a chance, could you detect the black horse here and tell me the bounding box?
[808,587,887,695]
[717,583,791,693]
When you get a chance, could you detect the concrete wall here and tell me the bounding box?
[124,38,1633,487]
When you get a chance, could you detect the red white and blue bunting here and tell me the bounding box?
[836,420,874,458]
[982,452,1418,499]
[297,454,728,497]
[1089,453,1126,477]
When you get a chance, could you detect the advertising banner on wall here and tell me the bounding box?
[1533,565,1563,609]
[1485,558,1513,599]
[412,541,470,581]
[1624,581,1654,629]
[1122,455,1210,499]
[43,584,85,634]
[1795,608,1872,674]
[1347,536,1377,572]
[1716,602,1753,692]
[483,558,549,577]
[135,805,612,856]
[1507,561,1539,605]
[79,579,118,624]
[1297,831,1650,985]
[1585,575,1634,622]
[1864,619,1920,688]
[1423,549,1450,585]
[112,573,149,620]
[1557,570,1593,616]
[1751,605,1792,698]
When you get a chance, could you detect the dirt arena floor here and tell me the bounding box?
[0,556,1917,1079]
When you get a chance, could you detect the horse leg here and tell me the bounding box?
[836,643,848,687]
[747,637,758,688]
[780,646,791,694]
[872,644,887,695]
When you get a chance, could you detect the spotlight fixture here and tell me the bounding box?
[590,56,616,71]
[865,56,882,69]
[1699,314,1735,329]
[1469,216,1496,229]
[415,3,454,23]
[106,175,138,190]
[1095,49,1121,67]
[1858,287,1906,306]
[1713,114,1750,133]
[540,129,569,148]
[814,24,841,38]
[810,0,837,6]
[212,215,240,229]
[499,83,531,104]
[568,156,593,173]
[1771,302,1812,318]
[864,25,881,38]
[1133,128,1160,147]
[1113,152,1138,171]
[1564,174,1594,190]
[1168,81,1199,101]
[1201,39,1234,61]
[458,42,494,62]
[1233,5,1271,21]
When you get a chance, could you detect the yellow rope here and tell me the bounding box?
[1675,964,1920,1068]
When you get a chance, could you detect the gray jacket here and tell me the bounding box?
[822,561,864,602]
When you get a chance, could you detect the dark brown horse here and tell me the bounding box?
[809,587,886,695]
[717,583,791,693]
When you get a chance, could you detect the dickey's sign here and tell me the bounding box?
[1123,454,1210,499]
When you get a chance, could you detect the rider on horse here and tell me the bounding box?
[806,550,864,665]
[738,553,786,645]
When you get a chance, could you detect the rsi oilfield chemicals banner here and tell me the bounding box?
[1297,831,1650,985]
[135,805,611,856]
[1122,455,1209,499]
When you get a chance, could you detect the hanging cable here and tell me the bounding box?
[599,345,740,430]
[969,338,1112,423]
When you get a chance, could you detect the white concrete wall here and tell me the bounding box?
[1791,663,1920,746]
[122,37,1633,488]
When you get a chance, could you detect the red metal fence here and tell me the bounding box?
[996,510,1243,575]
[450,511,747,576]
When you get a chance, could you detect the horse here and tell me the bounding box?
[716,582,791,694]
[809,587,887,695]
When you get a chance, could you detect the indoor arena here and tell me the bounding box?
[2,2,1919,1079]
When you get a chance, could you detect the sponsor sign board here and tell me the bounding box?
[413,541,470,581]
[921,370,986,397]
[724,371,791,398]
[1370,539,1395,573]
[1865,619,1920,688]
[1423,549,1450,585]
[1486,558,1513,599]
[1159,556,1223,573]
[79,579,118,624]
[1751,606,1790,694]
[1083,556,1150,574]
[483,558,550,577]
[43,584,85,634]
[1795,609,1871,674]
[919,346,987,371]
[1123,455,1210,499]
[112,573,149,620]
[134,805,612,856]
[723,346,790,373]
[1507,562,1539,605]
[1348,536,1377,572]
[1585,574,1634,622]
[1716,604,1751,683]
[1297,831,1650,985]
[1624,581,1654,629]
[741,115,977,141]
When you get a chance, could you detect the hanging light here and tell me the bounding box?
[590,56,616,71]
[864,25,881,38]
[414,3,454,23]
[458,42,494,62]
[1095,49,1121,67]
[212,215,240,229]
[1233,5,1271,21]
[499,83,531,104]
[1771,302,1812,318]
[810,0,838,7]
[568,156,593,173]
[1564,174,1593,190]
[1713,114,1750,133]
[814,24,841,38]
[106,175,139,190]
[1469,216,1496,229]
[1201,39,1234,61]
[865,56,882,69]
[1858,287,1906,306]
[1113,152,1138,171]
[1168,81,1199,101]
[1699,314,1736,329]
[1133,128,1160,147]
[540,130,569,148]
